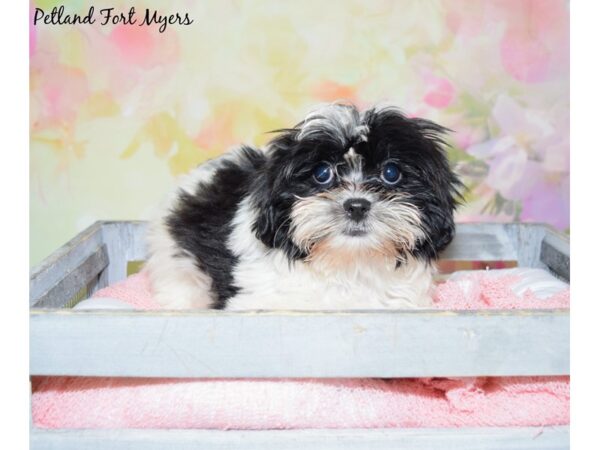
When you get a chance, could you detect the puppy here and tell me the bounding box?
[145,103,462,310]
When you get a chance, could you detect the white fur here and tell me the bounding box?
[296,103,369,146]
[145,147,248,309]
[145,218,214,309]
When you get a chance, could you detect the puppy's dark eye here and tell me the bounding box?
[381,162,402,184]
[313,163,334,184]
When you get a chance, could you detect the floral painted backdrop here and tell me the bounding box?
[30,0,569,265]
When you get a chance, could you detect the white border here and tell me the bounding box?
[571,1,599,448]
[15,0,593,447]
[1,1,29,448]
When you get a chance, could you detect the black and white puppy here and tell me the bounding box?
[146,103,462,310]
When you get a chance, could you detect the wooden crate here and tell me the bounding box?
[29,221,570,450]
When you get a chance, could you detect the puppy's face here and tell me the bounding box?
[252,104,462,266]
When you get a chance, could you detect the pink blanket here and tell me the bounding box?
[32,269,569,429]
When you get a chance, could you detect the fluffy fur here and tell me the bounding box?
[145,103,463,310]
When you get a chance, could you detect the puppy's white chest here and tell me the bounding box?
[226,252,434,310]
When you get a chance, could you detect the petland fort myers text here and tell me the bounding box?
[33,5,193,33]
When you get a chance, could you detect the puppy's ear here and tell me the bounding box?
[418,197,458,258]
[251,169,305,260]
[410,118,464,259]
[252,178,279,246]
[251,131,305,259]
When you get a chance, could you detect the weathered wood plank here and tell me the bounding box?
[29,426,569,450]
[31,246,109,309]
[442,223,517,261]
[540,229,570,282]
[503,223,547,268]
[30,309,569,378]
[30,222,104,305]
[100,221,148,285]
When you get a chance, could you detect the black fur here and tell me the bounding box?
[362,109,464,259]
[166,146,266,309]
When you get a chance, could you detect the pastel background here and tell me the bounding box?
[30,0,569,265]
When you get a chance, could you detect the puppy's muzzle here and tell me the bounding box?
[343,198,371,222]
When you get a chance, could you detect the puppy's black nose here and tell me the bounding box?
[343,198,371,222]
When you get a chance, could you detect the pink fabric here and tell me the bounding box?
[32,376,568,429]
[31,270,570,430]
[432,272,570,310]
[89,271,161,310]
